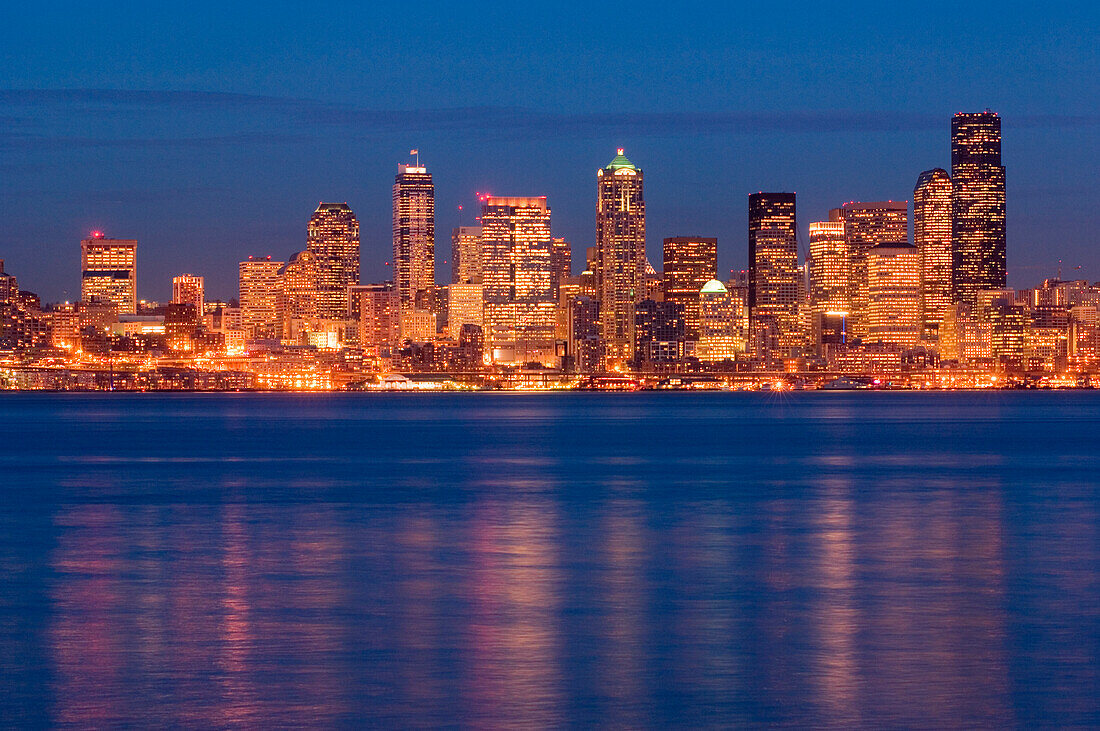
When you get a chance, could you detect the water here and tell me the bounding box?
[1,392,1098,727]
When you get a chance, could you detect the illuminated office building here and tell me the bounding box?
[80,233,137,314]
[481,196,556,365]
[952,111,1006,306]
[171,274,205,317]
[663,236,718,339]
[238,256,283,339]
[550,237,572,300]
[866,242,921,348]
[913,169,954,339]
[348,283,398,356]
[596,149,646,368]
[451,226,482,284]
[750,224,801,357]
[306,202,360,320]
[748,192,796,317]
[277,250,320,337]
[393,160,435,315]
[829,200,907,339]
[448,282,484,341]
[807,221,847,315]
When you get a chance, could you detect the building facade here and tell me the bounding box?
[596,149,646,368]
[171,274,205,317]
[80,234,137,314]
[238,256,283,339]
[830,201,908,339]
[748,192,797,319]
[481,196,556,365]
[913,168,954,339]
[663,236,718,340]
[393,162,436,318]
[867,242,921,348]
[952,111,1007,306]
[306,202,360,320]
[451,226,482,284]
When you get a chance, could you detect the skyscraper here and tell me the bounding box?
[239,256,284,339]
[913,168,954,339]
[348,283,398,356]
[171,274,205,316]
[663,236,718,339]
[596,149,646,368]
[550,237,572,300]
[750,226,801,357]
[451,226,482,284]
[277,250,320,338]
[867,242,921,348]
[306,202,360,320]
[481,196,556,365]
[748,193,801,357]
[748,192,797,319]
[808,221,847,312]
[830,201,908,339]
[80,233,137,314]
[393,160,435,317]
[952,111,1006,306]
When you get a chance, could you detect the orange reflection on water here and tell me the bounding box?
[465,497,564,727]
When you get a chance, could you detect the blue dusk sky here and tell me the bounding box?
[0,2,1097,301]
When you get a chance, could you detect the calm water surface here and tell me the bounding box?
[1,392,1098,727]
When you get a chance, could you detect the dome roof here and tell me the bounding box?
[701,279,728,294]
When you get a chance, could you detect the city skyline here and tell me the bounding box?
[1,103,1096,304]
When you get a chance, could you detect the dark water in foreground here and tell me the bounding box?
[1,392,1098,727]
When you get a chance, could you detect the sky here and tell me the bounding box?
[0,1,1098,302]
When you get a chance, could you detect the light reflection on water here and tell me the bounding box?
[0,392,1099,727]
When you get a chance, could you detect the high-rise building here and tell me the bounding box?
[749,194,801,357]
[451,226,482,284]
[80,233,137,314]
[448,282,484,341]
[952,111,1006,306]
[867,242,921,348]
[830,201,908,339]
[171,274,205,316]
[807,221,847,315]
[596,149,646,368]
[550,237,572,300]
[277,250,320,338]
[663,236,718,339]
[306,202,360,320]
[393,160,435,316]
[348,283,398,356]
[748,193,797,317]
[239,256,284,339]
[913,169,954,340]
[481,196,556,365]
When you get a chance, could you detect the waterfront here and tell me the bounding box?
[1,392,1098,726]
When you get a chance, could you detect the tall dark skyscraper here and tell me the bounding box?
[306,202,360,320]
[393,159,436,318]
[748,192,796,318]
[951,111,1006,306]
[596,149,646,369]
